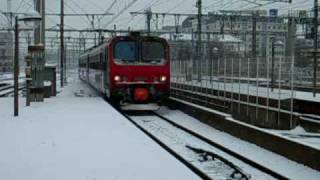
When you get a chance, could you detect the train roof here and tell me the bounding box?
[79,35,167,58]
[79,42,107,58]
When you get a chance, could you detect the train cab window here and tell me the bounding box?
[142,41,165,64]
[114,41,137,63]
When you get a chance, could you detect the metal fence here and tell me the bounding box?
[169,39,308,130]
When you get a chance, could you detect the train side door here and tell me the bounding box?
[86,55,89,81]
[99,52,103,91]
[104,46,110,96]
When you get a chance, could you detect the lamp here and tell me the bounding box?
[14,11,42,116]
[271,39,284,92]
[211,47,219,82]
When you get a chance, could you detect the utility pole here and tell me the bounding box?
[314,0,318,97]
[130,11,199,36]
[60,0,64,87]
[34,0,45,45]
[35,0,40,44]
[146,8,152,35]
[271,40,275,91]
[64,41,67,84]
[7,0,12,27]
[89,15,97,45]
[41,0,45,46]
[197,0,202,82]
[252,12,257,77]
[14,16,18,116]
[174,15,180,34]
[32,0,46,102]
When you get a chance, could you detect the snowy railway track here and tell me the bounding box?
[122,110,288,180]
[0,84,13,91]
[0,85,25,97]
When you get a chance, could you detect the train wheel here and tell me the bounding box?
[109,98,120,109]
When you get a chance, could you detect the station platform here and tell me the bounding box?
[0,76,200,180]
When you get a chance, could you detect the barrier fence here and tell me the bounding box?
[169,39,313,130]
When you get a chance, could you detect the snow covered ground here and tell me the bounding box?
[0,75,200,180]
[157,107,320,179]
[0,73,13,80]
[0,74,25,85]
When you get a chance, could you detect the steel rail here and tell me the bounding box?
[151,111,289,180]
[0,86,25,97]
[119,111,212,180]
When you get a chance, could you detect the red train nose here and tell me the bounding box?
[134,88,149,102]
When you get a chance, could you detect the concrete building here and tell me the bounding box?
[0,32,13,74]
[181,10,288,58]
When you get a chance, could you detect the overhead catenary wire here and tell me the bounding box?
[65,0,93,26]
[101,0,138,28]
[15,0,28,12]
[97,0,117,23]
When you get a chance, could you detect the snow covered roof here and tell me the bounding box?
[160,33,192,41]
[45,63,57,68]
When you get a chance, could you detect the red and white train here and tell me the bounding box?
[79,33,170,110]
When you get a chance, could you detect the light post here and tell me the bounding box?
[14,11,42,116]
[271,40,284,92]
[211,47,219,82]
[25,55,32,106]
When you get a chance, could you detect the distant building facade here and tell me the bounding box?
[0,32,13,73]
[181,10,288,57]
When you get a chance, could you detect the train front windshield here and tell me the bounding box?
[114,41,137,63]
[142,41,165,64]
[114,40,165,65]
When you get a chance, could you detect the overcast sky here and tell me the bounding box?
[0,0,314,31]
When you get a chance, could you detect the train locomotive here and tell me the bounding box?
[79,33,170,110]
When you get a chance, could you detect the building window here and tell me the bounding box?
[0,50,5,57]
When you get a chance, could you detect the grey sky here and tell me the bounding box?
[0,0,314,30]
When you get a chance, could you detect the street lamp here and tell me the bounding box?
[210,47,219,82]
[14,11,42,116]
[271,39,284,92]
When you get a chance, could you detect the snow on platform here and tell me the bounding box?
[0,77,200,180]
[270,126,320,149]
[171,77,320,103]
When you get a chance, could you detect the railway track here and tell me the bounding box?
[0,85,25,97]
[301,114,320,122]
[122,110,288,180]
[0,84,13,91]
[299,114,320,133]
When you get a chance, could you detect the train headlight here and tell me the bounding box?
[114,75,121,82]
[160,76,167,82]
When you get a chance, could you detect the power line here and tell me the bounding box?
[166,0,185,13]
[64,0,92,26]
[46,13,114,16]
[101,0,138,28]
[15,0,27,12]
[83,0,105,12]
[98,0,117,23]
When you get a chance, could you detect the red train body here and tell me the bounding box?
[79,35,170,109]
